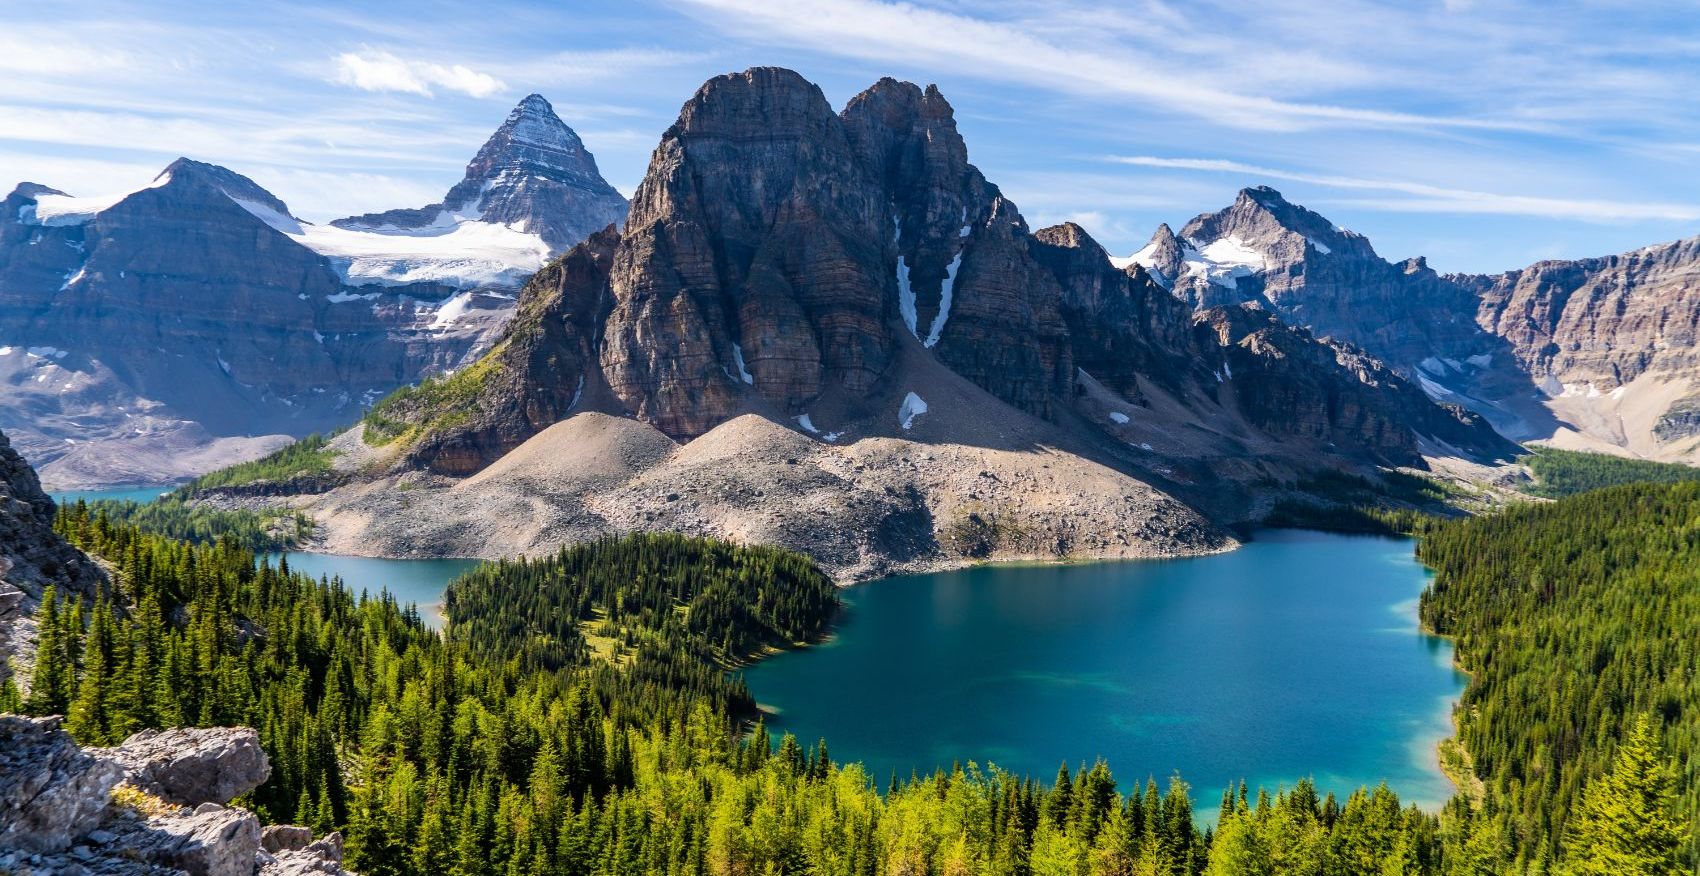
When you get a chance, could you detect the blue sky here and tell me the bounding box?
[3,0,1696,273]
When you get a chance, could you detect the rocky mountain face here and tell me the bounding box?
[0,95,625,489]
[256,68,1510,580]
[1122,187,1700,459]
[0,426,103,689]
[0,717,354,875]
[334,93,628,251]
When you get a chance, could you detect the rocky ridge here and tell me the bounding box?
[0,716,353,876]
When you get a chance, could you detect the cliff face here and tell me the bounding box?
[1462,236,1700,389]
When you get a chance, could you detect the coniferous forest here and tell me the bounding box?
[7,491,1692,875]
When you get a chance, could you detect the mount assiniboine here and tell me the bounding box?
[210,68,1514,581]
[0,94,627,489]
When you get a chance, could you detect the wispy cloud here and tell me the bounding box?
[676,0,1541,133]
[1109,156,1700,223]
[332,49,507,98]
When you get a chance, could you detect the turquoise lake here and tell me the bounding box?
[262,553,481,629]
[53,485,174,505]
[740,529,1465,812]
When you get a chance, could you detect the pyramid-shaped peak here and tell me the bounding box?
[157,158,292,216]
[488,93,583,152]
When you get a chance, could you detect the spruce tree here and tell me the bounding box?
[1562,715,1684,876]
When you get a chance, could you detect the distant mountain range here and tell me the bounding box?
[1114,186,1700,462]
[0,94,627,488]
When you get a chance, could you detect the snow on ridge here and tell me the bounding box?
[22,172,173,227]
[232,195,550,291]
[923,251,962,348]
[898,392,929,430]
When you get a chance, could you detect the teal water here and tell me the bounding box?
[52,486,174,504]
[741,530,1465,811]
[264,553,480,629]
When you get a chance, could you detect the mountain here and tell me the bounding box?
[333,93,628,251]
[0,96,627,489]
[233,68,1510,581]
[1119,187,1700,461]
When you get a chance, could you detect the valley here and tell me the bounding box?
[2,6,1699,872]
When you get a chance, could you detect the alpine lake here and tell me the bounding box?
[57,487,1465,812]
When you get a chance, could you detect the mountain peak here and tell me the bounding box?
[333,93,628,250]
[157,158,293,217]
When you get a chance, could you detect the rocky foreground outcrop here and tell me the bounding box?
[0,426,104,688]
[0,716,353,876]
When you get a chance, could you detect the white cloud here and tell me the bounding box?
[332,49,506,99]
[1109,156,1700,223]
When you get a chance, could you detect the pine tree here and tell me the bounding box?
[1561,715,1684,876]
[23,586,71,715]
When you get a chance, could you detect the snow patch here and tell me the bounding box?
[22,172,172,226]
[235,197,550,290]
[732,343,754,384]
[1419,357,1450,376]
[59,267,86,290]
[1610,385,1628,401]
[25,346,67,359]
[794,414,819,434]
[1416,372,1454,400]
[429,291,476,329]
[898,392,929,430]
[1183,236,1267,289]
[1108,411,1130,424]
[1306,237,1332,255]
[568,374,584,410]
[923,251,962,348]
[326,291,380,303]
[1466,353,1493,368]
[896,256,918,338]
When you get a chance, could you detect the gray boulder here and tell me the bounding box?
[114,804,261,876]
[101,726,271,805]
[0,715,124,853]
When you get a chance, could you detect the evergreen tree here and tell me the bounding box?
[1562,716,1684,876]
